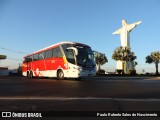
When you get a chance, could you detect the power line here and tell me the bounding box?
[0,46,28,54]
[0,46,24,62]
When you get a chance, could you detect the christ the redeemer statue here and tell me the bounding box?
[113,19,142,74]
[113,20,142,47]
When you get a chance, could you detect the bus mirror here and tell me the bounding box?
[66,47,78,56]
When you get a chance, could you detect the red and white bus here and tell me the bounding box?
[22,41,96,79]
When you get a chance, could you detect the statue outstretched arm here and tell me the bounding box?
[112,27,122,34]
[127,21,142,32]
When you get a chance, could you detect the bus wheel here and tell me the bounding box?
[76,77,81,80]
[57,70,64,80]
[29,71,33,78]
[27,71,30,78]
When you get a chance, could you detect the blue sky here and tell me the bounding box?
[0,0,160,73]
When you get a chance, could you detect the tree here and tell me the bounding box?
[17,64,22,75]
[94,51,108,74]
[146,51,160,75]
[112,46,137,74]
[0,55,6,60]
[0,55,7,65]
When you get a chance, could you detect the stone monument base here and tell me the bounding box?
[116,61,136,74]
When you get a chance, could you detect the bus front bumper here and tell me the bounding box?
[78,70,96,77]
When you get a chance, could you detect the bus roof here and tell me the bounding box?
[24,41,90,57]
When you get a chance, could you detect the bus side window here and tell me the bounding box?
[39,52,45,60]
[53,47,62,58]
[61,44,75,64]
[65,49,75,64]
[45,49,53,58]
[25,56,32,62]
[61,44,72,55]
[33,54,39,61]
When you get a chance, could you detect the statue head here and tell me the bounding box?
[122,20,127,26]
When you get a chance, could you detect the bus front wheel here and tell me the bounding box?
[57,70,64,80]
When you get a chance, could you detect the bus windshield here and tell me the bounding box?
[76,46,95,67]
[62,44,96,68]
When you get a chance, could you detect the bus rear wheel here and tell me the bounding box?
[57,70,64,80]
[27,71,30,78]
[29,71,33,78]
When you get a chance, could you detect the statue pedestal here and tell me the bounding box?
[116,60,135,74]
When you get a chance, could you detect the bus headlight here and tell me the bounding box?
[78,68,82,71]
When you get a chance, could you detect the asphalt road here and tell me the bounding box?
[1,76,160,119]
[0,76,160,98]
